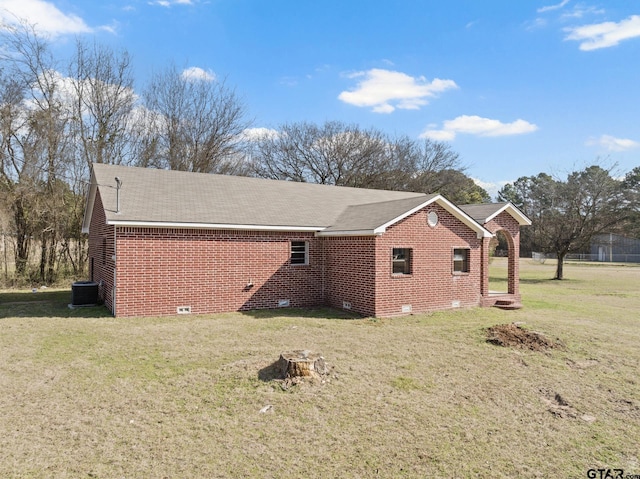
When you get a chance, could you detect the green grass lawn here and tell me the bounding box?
[1,260,639,478]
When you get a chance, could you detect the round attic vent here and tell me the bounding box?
[427,211,439,227]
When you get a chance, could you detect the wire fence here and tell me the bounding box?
[532,252,640,264]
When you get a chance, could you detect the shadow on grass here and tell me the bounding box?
[1,293,363,321]
[240,306,362,321]
[258,360,284,382]
[0,289,111,319]
[518,277,555,284]
[489,275,552,285]
[520,277,586,285]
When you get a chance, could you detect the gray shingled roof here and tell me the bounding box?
[87,163,427,231]
[322,196,437,233]
[459,203,509,223]
[459,203,531,226]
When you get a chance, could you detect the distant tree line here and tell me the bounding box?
[248,121,489,204]
[0,23,490,286]
[498,165,640,279]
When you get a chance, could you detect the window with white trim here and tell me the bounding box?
[392,248,412,275]
[453,248,470,273]
[290,241,308,265]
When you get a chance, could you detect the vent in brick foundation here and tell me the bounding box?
[177,306,191,314]
[343,301,352,310]
[278,299,290,307]
[401,304,412,313]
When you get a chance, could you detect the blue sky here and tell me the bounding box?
[1,0,639,198]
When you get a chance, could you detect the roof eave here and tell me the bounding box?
[372,196,439,234]
[373,195,493,238]
[316,229,378,237]
[81,168,98,234]
[106,220,325,232]
[485,203,532,226]
[437,196,494,238]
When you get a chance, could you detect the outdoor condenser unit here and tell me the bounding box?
[71,281,99,306]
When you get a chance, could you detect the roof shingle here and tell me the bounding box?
[90,163,426,229]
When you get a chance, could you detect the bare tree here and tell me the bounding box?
[251,121,390,186]
[61,41,138,277]
[0,22,72,280]
[69,40,136,169]
[138,64,250,173]
[250,121,488,201]
[380,136,478,197]
[0,70,37,275]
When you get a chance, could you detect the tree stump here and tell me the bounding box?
[277,350,327,379]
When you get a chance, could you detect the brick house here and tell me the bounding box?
[82,164,531,317]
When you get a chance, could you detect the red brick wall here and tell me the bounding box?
[89,194,523,318]
[114,229,324,317]
[87,191,115,312]
[324,236,377,316]
[374,204,483,317]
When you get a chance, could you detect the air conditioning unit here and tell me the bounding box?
[71,281,99,306]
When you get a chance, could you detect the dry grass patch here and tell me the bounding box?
[1,260,639,478]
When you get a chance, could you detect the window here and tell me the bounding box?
[392,248,412,275]
[427,211,439,227]
[290,241,308,265]
[453,248,470,273]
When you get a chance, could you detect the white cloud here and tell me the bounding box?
[0,0,92,35]
[561,5,605,20]
[338,68,458,114]
[537,0,570,13]
[420,115,538,141]
[36,69,136,110]
[241,127,280,141]
[587,135,640,152]
[420,128,456,141]
[473,178,510,200]
[149,0,193,7]
[564,15,640,50]
[181,67,216,82]
[525,17,549,31]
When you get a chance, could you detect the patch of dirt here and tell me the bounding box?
[566,358,599,369]
[539,388,596,422]
[612,398,640,419]
[486,323,563,351]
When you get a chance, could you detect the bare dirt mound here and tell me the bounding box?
[486,323,562,351]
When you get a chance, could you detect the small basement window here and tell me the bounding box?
[453,248,470,273]
[290,241,308,265]
[392,248,412,275]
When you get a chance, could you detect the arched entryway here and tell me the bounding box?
[489,230,508,293]
[488,229,517,296]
